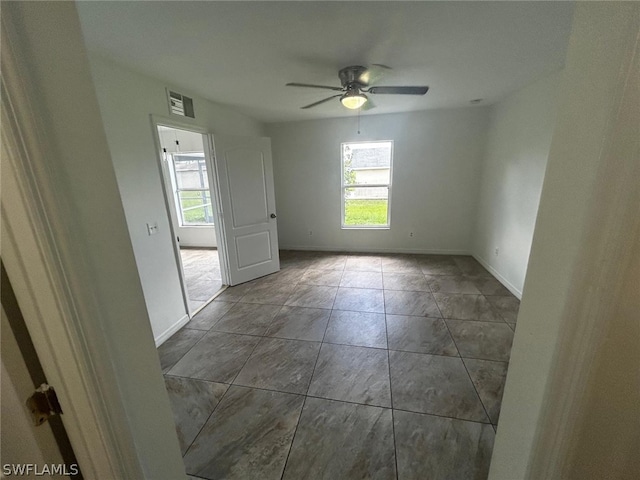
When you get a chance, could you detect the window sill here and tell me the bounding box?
[341,226,390,230]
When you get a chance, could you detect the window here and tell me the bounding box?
[341,141,393,228]
[172,153,214,226]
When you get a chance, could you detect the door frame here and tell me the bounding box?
[1,18,138,476]
[150,115,229,316]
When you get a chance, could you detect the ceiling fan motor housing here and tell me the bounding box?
[339,65,369,88]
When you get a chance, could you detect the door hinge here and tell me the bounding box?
[26,383,63,426]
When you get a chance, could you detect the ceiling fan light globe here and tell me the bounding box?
[341,93,368,110]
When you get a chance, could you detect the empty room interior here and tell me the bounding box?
[2,2,639,480]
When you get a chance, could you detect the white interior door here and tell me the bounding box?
[209,135,280,285]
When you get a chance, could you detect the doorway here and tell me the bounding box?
[156,124,225,316]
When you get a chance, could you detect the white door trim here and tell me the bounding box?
[489,4,640,478]
[1,22,136,478]
[204,133,234,286]
[150,118,194,318]
[150,115,230,318]
[527,12,640,477]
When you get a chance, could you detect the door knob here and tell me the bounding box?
[270,213,277,218]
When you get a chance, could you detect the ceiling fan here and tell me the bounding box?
[286,65,429,110]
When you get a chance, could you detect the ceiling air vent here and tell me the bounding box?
[167,89,195,118]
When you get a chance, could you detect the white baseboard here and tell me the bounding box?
[154,287,230,346]
[279,245,470,255]
[472,254,523,299]
[154,314,190,347]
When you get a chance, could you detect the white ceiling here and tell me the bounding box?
[77,1,574,123]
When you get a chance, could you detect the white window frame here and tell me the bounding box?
[169,153,215,227]
[341,140,393,229]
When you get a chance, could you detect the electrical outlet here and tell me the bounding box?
[494,248,499,256]
[309,230,313,236]
[409,232,414,237]
[147,222,159,236]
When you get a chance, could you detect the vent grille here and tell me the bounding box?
[167,90,195,118]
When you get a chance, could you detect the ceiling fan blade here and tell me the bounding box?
[286,82,343,92]
[368,86,429,95]
[301,94,341,109]
[359,64,392,86]
[362,97,376,111]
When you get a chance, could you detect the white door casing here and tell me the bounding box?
[210,135,280,285]
[151,117,232,316]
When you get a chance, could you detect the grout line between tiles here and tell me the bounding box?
[277,285,340,479]
[444,326,492,424]
[227,333,272,387]
[162,317,230,374]
[163,374,227,386]
[385,313,400,479]
[166,320,509,377]
[164,251,514,476]
[277,296,337,476]
[389,404,492,425]
[434,292,492,424]
[278,395,308,480]
[443,316,512,324]
[184,379,493,426]
[460,356,494,423]
[180,381,231,462]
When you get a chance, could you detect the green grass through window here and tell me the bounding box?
[179,191,213,225]
[344,199,388,226]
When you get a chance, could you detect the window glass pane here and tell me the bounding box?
[173,154,209,189]
[179,190,214,225]
[343,142,391,185]
[345,186,388,200]
[344,187,388,226]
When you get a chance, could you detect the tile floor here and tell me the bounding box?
[159,251,519,480]
[180,248,223,312]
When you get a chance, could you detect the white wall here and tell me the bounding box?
[489,2,640,478]
[86,55,265,343]
[267,108,490,253]
[472,71,561,297]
